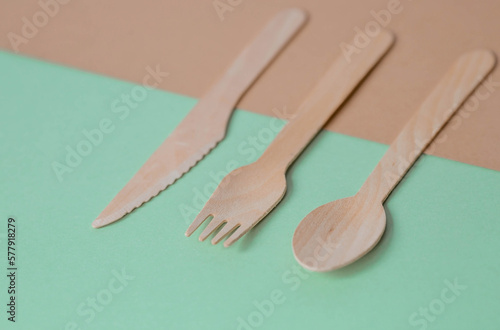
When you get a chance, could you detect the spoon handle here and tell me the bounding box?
[358,50,496,203]
[258,30,394,171]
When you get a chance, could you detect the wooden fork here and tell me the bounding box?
[185,30,394,247]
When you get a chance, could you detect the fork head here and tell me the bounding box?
[185,163,287,247]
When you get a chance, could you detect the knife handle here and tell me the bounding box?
[259,30,394,171]
[188,8,307,134]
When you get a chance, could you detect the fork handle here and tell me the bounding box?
[258,30,394,171]
[357,50,496,204]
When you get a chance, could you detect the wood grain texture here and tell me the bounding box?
[92,8,307,228]
[186,30,394,247]
[293,50,496,272]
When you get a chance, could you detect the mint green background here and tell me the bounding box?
[1,51,499,329]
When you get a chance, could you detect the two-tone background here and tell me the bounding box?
[1,1,499,329]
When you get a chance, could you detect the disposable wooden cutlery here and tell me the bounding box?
[292,50,496,272]
[186,30,395,246]
[92,8,307,228]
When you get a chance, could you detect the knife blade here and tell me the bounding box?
[92,8,307,228]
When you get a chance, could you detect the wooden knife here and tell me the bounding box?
[92,8,307,228]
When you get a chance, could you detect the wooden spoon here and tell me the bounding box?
[292,50,496,272]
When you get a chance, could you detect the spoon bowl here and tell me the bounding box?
[293,196,386,272]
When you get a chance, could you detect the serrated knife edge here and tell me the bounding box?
[92,137,220,228]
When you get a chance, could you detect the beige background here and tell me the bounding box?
[1,0,499,170]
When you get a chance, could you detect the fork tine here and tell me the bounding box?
[185,210,212,237]
[223,224,251,247]
[199,217,225,242]
[211,223,239,245]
